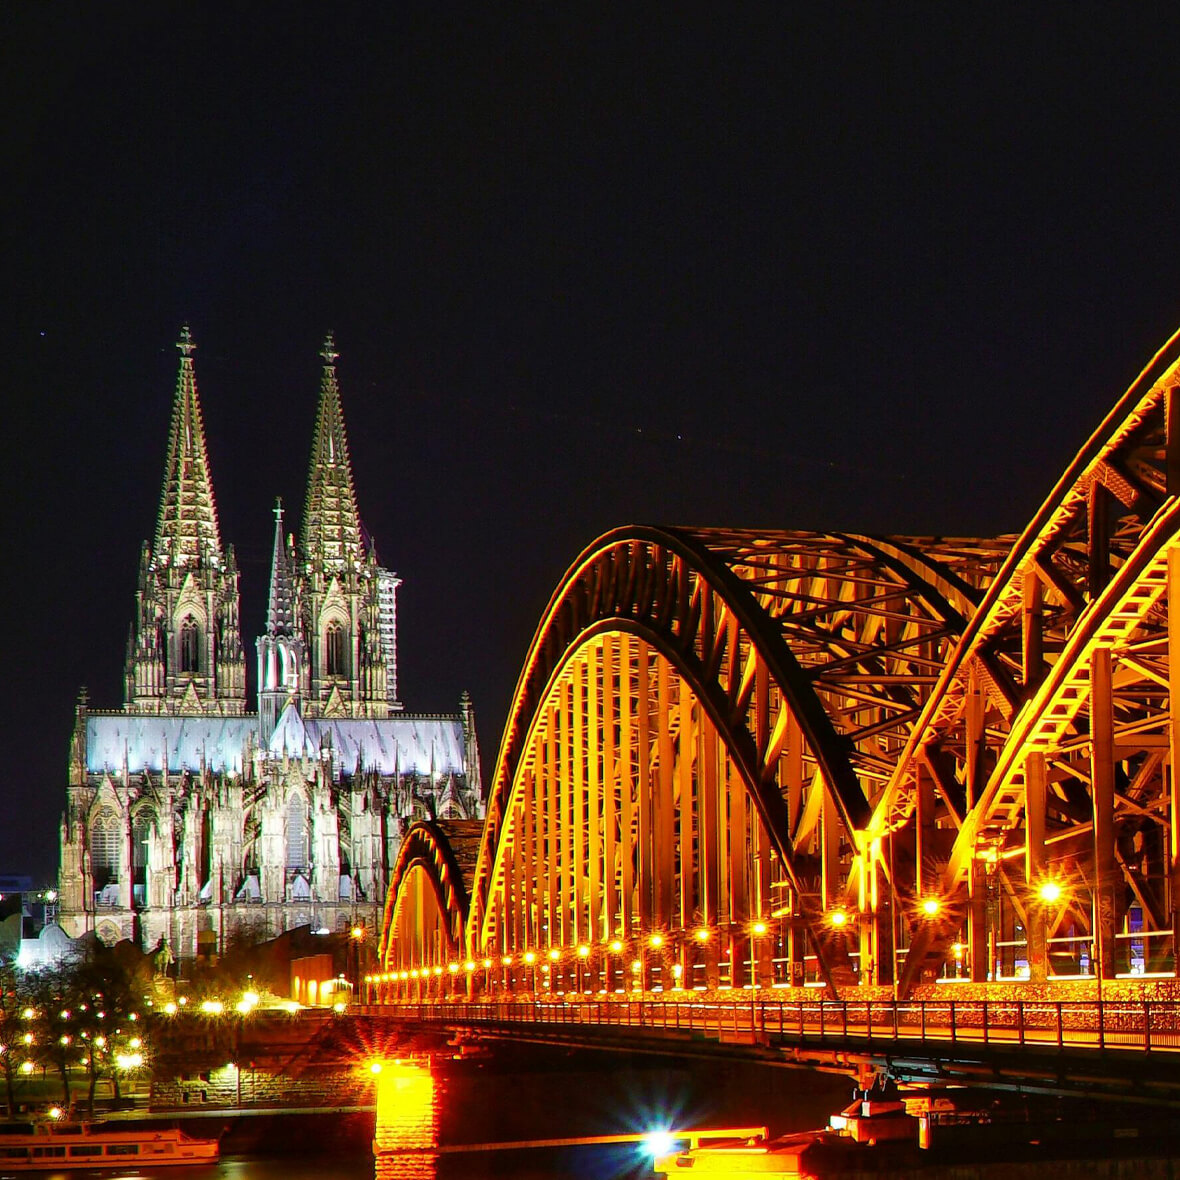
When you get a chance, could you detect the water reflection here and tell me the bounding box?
[373,1059,438,1180]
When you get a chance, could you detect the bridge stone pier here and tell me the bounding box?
[368,326,1180,1094]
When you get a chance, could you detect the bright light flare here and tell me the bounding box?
[920,897,941,917]
[200,1000,224,1015]
[828,910,850,928]
[643,1130,679,1157]
[1038,880,1064,904]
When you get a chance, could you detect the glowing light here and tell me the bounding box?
[671,963,683,978]
[116,1052,143,1070]
[447,962,460,974]
[200,1000,224,1015]
[128,1037,142,1049]
[410,969,420,979]
[164,1002,178,1015]
[751,921,768,936]
[695,928,710,942]
[399,971,409,981]
[22,1033,33,1045]
[649,933,664,949]
[631,959,642,973]
[95,1036,107,1047]
[178,997,188,1007]
[464,961,476,973]
[333,1002,347,1014]
[432,966,444,976]
[21,1008,34,1021]
[482,958,493,969]
[1038,880,1064,904]
[548,948,560,962]
[577,945,590,958]
[48,1107,63,1120]
[20,1061,33,1075]
[921,897,941,917]
[609,939,623,953]
[59,1035,71,1046]
[828,910,850,928]
[59,1010,70,1020]
[502,956,514,967]
[523,951,536,965]
[952,942,964,958]
[351,926,365,940]
[369,1061,383,1075]
[643,1130,678,1157]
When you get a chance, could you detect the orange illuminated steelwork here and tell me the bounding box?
[376,326,1180,1000]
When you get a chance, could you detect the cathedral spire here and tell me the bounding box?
[301,333,363,570]
[266,498,295,636]
[155,326,222,567]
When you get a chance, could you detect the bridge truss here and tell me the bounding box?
[378,327,1180,1000]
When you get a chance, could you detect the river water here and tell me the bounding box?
[6,1047,853,1180]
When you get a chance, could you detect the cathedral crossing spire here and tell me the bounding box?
[301,333,363,570]
[155,325,222,567]
[266,498,296,636]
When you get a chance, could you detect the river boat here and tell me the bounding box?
[0,1119,219,1170]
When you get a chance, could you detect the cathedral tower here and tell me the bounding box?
[298,336,400,717]
[124,327,246,714]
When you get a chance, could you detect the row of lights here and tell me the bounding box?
[369,923,793,983]
[370,887,1070,984]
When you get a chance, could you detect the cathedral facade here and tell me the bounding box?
[59,330,483,959]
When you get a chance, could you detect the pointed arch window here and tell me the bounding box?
[286,794,309,872]
[325,622,347,678]
[132,811,154,885]
[90,809,121,889]
[180,616,201,673]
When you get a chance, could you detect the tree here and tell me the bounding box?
[0,953,38,1118]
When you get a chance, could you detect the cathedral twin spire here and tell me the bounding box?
[301,334,365,572]
[127,326,397,725]
[154,326,223,568]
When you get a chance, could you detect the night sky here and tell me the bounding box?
[5,6,1180,881]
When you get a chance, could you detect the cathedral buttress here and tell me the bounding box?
[125,326,246,715]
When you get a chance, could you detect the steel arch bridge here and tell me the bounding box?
[376,326,1180,1005]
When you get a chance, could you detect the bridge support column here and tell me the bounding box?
[1025,752,1048,983]
[1168,546,1180,975]
[1092,647,1117,981]
[968,858,989,982]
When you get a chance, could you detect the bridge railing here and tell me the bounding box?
[359,997,1180,1054]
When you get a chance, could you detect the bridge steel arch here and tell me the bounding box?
[377,328,1180,1004]
[376,820,482,1000]
[450,526,1007,994]
[879,326,1180,992]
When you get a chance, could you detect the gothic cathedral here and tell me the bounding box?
[59,329,483,958]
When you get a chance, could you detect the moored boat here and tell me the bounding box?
[0,1119,219,1170]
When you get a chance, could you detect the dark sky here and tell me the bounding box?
[4,6,1180,880]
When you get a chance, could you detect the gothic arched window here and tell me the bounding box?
[180,616,201,673]
[286,794,309,872]
[90,809,121,889]
[325,623,347,678]
[132,811,154,886]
